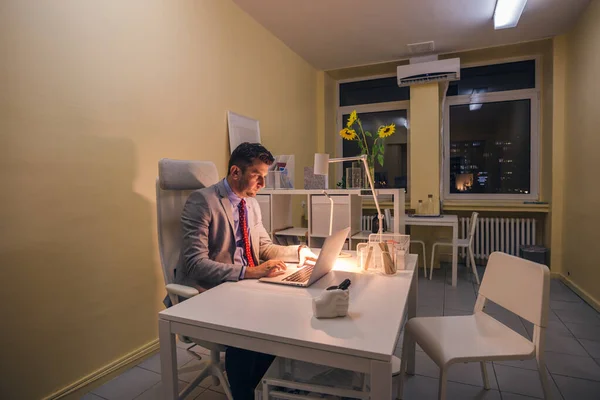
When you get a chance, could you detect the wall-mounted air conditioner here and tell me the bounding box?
[397,57,460,87]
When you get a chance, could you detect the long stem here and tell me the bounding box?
[357,119,370,156]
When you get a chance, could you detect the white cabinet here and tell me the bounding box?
[257,189,405,249]
[310,195,362,239]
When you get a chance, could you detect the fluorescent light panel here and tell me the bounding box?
[494,0,527,30]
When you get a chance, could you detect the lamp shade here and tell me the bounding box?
[313,153,330,175]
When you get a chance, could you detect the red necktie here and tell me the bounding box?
[238,199,255,268]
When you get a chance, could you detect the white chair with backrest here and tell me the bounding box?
[430,212,480,284]
[398,252,551,400]
[410,240,427,278]
[157,158,233,400]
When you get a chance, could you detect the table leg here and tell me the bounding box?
[394,192,401,234]
[159,319,178,399]
[370,359,392,399]
[452,222,458,287]
[406,264,417,374]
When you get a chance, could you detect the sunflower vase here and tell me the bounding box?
[339,110,396,189]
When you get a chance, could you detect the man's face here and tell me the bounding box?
[232,159,269,197]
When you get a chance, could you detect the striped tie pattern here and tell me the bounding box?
[238,199,255,267]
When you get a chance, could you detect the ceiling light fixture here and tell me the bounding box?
[494,0,527,30]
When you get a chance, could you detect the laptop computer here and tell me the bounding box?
[259,227,350,287]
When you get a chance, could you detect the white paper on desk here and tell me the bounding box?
[227,111,260,153]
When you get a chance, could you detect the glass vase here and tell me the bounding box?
[364,163,375,189]
[346,164,362,189]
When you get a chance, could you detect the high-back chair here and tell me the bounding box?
[399,252,551,400]
[157,158,232,400]
[430,212,480,284]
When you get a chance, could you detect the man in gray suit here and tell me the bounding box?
[177,142,316,399]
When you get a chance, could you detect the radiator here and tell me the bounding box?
[460,217,537,260]
[362,216,372,232]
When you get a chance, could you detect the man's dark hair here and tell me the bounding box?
[228,142,275,174]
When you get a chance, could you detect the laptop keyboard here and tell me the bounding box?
[282,265,314,283]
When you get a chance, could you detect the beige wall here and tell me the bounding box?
[409,83,440,211]
[316,71,337,187]
[0,1,318,398]
[551,36,567,276]
[561,0,600,306]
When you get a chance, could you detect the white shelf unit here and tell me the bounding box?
[309,193,361,248]
[257,189,405,250]
[351,230,372,241]
[274,227,309,237]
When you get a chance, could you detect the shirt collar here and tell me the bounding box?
[223,178,243,208]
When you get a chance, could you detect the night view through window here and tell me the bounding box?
[449,99,531,195]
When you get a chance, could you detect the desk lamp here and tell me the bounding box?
[313,154,383,238]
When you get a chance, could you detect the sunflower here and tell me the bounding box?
[378,123,396,138]
[346,110,358,127]
[339,127,357,140]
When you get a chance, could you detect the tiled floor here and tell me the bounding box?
[83,263,600,399]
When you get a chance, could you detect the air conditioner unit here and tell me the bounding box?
[397,57,460,87]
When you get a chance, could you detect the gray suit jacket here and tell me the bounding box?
[175,180,299,292]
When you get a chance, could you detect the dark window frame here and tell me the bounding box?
[442,57,540,201]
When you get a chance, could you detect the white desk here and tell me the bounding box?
[406,215,459,287]
[158,254,418,399]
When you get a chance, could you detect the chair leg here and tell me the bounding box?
[480,362,490,390]
[536,355,552,400]
[429,244,437,280]
[468,247,480,285]
[397,331,413,399]
[179,366,212,399]
[210,349,221,386]
[213,365,233,400]
[438,368,448,400]
[421,243,428,278]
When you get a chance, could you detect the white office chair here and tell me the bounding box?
[430,212,480,284]
[157,158,232,400]
[398,252,551,400]
[410,240,427,278]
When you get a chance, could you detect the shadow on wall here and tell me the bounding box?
[0,129,157,399]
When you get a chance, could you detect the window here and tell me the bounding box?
[338,76,410,191]
[340,77,410,106]
[446,60,536,96]
[443,59,539,200]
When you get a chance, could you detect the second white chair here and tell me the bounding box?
[430,212,480,284]
[410,240,428,278]
[398,252,551,400]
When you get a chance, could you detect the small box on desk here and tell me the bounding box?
[266,155,295,189]
[357,234,410,274]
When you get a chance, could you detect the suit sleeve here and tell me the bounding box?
[253,199,299,262]
[181,191,243,285]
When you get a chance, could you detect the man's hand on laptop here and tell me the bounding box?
[299,246,318,267]
[245,260,287,279]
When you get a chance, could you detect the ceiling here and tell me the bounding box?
[232,0,590,70]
